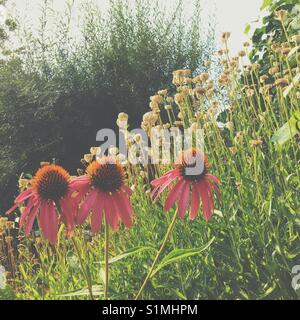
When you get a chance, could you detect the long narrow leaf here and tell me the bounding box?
[151,237,215,277]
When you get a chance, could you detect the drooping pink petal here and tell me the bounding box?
[69,177,91,200]
[60,195,76,235]
[73,184,90,200]
[6,190,34,216]
[70,175,90,184]
[197,180,213,222]
[113,191,133,228]
[209,179,221,200]
[24,203,39,236]
[119,189,134,216]
[204,179,214,214]
[104,193,119,231]
[150,175,169,187]
[164,178,185,211]
[47,203,59,245]
[121,185,132,196]
[39,201,51,241]
[76,190,98,225]
[177,181,190,219]
[15,189,33,204]
[6,203,20,216]
[206,174,220,185]
[151,169,179,187]
[91,194,104,234]
[151,173,179,202]
[19,197,35,228]
[190,182,200,220]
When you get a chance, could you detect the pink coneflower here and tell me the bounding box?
[6,164,78,245]
[73,156,134,233]
[151,148,220,221]
[135,149,220,299]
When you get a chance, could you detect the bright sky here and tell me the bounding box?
[1,0,264,55]
[212,0,263,53]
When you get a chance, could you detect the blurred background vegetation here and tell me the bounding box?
[0,0,216,213]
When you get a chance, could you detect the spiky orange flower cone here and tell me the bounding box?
[151,148,221,221]
[6,164,79,245]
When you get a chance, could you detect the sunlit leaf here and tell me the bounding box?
[260,0,272,11]
[283,73,300,98]
[258,283,277,299]
[109,246,157,264]
[57,285,103,297]
[244,24,251,35]
[151,237,215,277]
[271,112,300,145]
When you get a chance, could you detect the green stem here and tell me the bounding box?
[135,209,178,300]
[104,217,109,300]
[71,237,94,300]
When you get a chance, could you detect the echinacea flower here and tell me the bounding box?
[151,148,220,221]
[73,156,134,233]
[6,164,78,245]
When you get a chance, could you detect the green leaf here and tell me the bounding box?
[260,0,272,11]
[287,45,300,60]
[271,113,300,145]
[57,285,103,297]
[244,24,251,35]
[258,283,277,299]
[172,289,187,300]
[151,237,215,277]
[283,73,300,98]
[108,246,157,264]
[153,285,187,300]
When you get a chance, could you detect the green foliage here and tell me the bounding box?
[271,112,300,144]
[0,287,17,300]
[151,238,215,277]
[242,0,300,145]
[250,0,299,67]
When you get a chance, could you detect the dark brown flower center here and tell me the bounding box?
[33,165,70,201]
[86,158,124,193]
[176,148,209,182]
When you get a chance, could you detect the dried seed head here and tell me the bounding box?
[221,32,231,42]
[229,146,237,155]
[269,66,279,76]
[260,75,269,83]
[275,10,288,22]
[275,78,289,87]
[84,154,94,163]
[250,138,263,148]
[90,147,101,156]
[157,89,167,96]
[109,147,119,156]
[239,50,247,57]
[291,35,300,44]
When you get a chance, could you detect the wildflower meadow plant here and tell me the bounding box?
[135,148,220,299]
[73,156,134,299]
[6,164,78,245]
